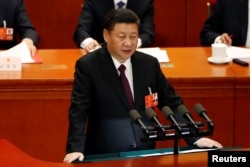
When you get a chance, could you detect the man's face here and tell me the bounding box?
[104,23,138,63]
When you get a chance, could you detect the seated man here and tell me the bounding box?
[0,0,39,55]
[200,0,249,46]
[73,0,154,52]
[64,8,222,164]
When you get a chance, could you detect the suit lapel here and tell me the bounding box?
[126,0,138,11]
[104,0,115,10]
[131,52,148,109]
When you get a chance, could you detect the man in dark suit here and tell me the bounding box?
[73,0,154,52]
[64,8,222,164]
[200,0,249,46]
[0,0,39,55]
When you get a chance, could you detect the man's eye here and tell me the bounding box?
[119,36,125,39]
[130,36,136,40]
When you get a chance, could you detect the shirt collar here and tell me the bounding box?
[111,56,131,71]
[114,0,127,7]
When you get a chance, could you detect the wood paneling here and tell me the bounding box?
[231,63,250,147]
[186,0,208,46]
[153,0,186,47]
[234,78,250,147]
[24,0,83,48]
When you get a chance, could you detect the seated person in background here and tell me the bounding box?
[63,8,222,164]
[73,0,154,52]
[200,0,249,46]
[0,0,39,56]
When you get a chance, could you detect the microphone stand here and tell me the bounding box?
[173,128,180,155]
[139,120,214,154]
[137,105,215,156]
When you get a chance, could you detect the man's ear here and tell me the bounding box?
[103,29,109,43]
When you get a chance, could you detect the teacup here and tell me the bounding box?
[211,43,227,61]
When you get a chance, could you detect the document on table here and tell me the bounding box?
[0,42,42,63]
[227,46,250,60]
[137,47,169,63]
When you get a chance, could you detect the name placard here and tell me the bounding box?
[0,56,21,71]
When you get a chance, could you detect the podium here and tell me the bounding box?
[1,138,246,167]
[84,146,218,162]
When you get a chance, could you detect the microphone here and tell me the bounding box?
[161,106,182,132]
[145,108,166,136]
[177,104,199,130]
[129,109,149,134]
[194,103,214,127]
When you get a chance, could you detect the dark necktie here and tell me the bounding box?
[118,65,137,148]
[117,1,125,9]
[118,64,134,109]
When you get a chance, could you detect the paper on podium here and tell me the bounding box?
[226,46,250,59]
[0,42,42,63]
[137,47,169,63]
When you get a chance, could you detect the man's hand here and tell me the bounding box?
[63,152,84,164]
[85,40,101,52]
[219,33,232,46]
[22,38,37,56]
[195,137,223,148]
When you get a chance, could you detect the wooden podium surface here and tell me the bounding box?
[0,139,208,167]
[0,47,249,162]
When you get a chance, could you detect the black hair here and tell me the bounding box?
[103,8,140,32]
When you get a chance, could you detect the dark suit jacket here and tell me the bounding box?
[200,0,248,46]
[66,47,196,155]
[73,0,154,48]
[0,0,39,49]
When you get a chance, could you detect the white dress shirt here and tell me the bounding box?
[111,56,134,98]
[114,0,128,9]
